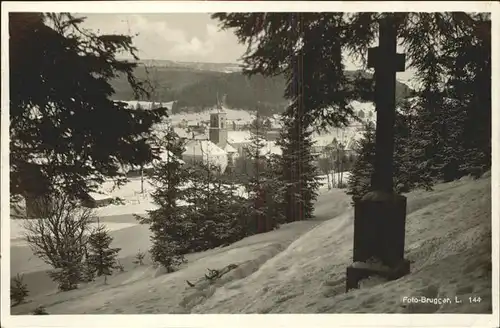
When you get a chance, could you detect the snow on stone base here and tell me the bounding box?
[351,258,392,272]
[358,275,389,289]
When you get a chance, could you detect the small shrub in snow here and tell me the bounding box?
[48,261,84,291]
[133,250,146,266]
[11,273,29,306]
[32,305,49,315]
[87,224,121,284]
[22,192,93,291]
[116,260,125,272]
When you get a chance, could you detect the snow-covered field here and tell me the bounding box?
[9,174,493,315]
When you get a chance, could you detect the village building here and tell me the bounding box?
[178,105,239,173]
[226,130,253,155]
[182,139,229,173]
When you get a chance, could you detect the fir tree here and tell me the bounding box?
[244,113,282,233]
[277,116,321,222]
[133,250,146,266]
[138,127,190,272]
[87,224,121,283]
[11,273,29,306]
[262,152,287,226]
[346,121,376,203]
[183,161,248,250]
[347,114,434,203]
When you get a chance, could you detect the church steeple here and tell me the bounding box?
[215,92,227,111]
[209,92,228,148]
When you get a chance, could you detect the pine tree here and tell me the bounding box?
[182,160,248,250]
[440,16,491,178]
[277,116,321,222]
[393,100,434,191]
[347,113,434,203]
[87,224,121,283]
[347,121,376,203]
[133,250,146,266]
[244,113,282,233]
[138,127,190,272]
[183,161,217,251]
[262,152,287,226]
[11,273,29,306]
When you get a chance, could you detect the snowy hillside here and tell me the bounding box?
[10,174,492,315]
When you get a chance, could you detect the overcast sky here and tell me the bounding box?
[81,13,246,63]
[81,13,415,83]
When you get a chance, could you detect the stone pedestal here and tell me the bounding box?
[346,191,410,292]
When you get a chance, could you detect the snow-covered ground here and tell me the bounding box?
[9,174,493,315]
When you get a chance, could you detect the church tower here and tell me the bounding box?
[209,92,228,148]
[209,110,228,148]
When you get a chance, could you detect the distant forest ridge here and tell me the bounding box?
[110,60,415,116]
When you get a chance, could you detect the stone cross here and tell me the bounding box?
[346,14,410,292]
[367,15,406,193]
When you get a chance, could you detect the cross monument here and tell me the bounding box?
[346,14,411,291]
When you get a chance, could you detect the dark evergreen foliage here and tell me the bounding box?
[137,127,189,272]
[82,247,96,282]
[11,273,29,306]
[243,116,284,232]
[277,116,321,222]
[183,161,249,249]
[346,122,376,202]
[87,224,121,281]
[47,261,84,291]
[9,13,167,200]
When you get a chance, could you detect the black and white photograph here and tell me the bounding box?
[1,1,498,327]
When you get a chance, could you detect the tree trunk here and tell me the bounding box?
[140,166,144,194]
[340,153,344,187]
